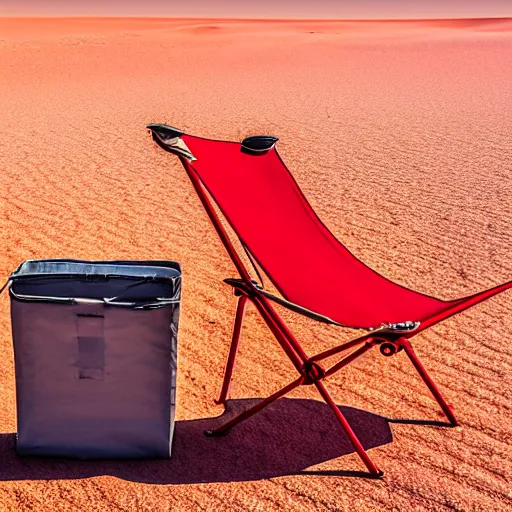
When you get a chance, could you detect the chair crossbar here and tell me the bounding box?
[310,333,376,363]
[324,340,377,378]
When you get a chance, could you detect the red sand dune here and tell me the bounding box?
[0,17,511,511]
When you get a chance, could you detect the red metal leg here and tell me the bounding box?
[216,295,248,405]
[251,295,307,373]
[254,295,310,365]
[314,381,383,476]
[310,331,379,363]
[324,340,376,378]
[206,377,304,436]
[400,338,458,426]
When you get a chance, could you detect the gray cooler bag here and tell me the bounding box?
[7,259,181,459]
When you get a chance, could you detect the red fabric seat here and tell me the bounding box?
[183,134,457,329]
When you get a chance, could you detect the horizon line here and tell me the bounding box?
[1,15,511,22]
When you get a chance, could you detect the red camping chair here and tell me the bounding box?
[147,124,512,477]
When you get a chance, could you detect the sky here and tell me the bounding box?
[0,0,511,19]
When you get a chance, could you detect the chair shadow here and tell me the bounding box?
[0,398,393,484]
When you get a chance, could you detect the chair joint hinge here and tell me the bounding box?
[301,361,326,385]
[381,321,420,333]
[374,338,404,357]
[223,278,256,297]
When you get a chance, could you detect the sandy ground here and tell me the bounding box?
[0,17,511,511]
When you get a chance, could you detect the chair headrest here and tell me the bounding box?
[241,136,278,155]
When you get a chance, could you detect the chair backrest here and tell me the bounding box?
[179,133,449,329]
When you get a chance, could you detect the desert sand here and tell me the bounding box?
[0,17,511,511]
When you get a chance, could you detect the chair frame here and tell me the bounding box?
[178,154,458,478]
[148,125,511,477]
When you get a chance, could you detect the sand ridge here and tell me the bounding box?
[0,17,511,511]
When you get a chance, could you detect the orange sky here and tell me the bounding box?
[1,0,511,19]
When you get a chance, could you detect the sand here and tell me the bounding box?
[0,17,511,511]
